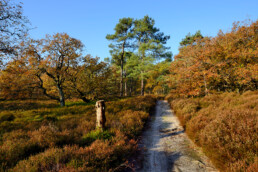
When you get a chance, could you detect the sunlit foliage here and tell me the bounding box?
[169,20,258,97]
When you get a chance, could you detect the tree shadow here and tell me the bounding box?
[162,129,185,138]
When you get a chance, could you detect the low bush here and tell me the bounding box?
[13,137,137,172]
[166,91,258,171]
[118,110,149,138]
[0,95,156,171]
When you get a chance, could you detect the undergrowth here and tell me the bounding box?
[0,95,156,171]
[166,91,258,172]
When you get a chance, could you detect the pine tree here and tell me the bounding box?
[106,17,134,97]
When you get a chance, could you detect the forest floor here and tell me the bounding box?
[136,100,217,172]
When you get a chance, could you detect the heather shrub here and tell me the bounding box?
[170,98,199,127]
[105,95,156,114]
[1,124,76,170]
[30,124,74,148]
[168,91,258,171]
[12,147,68,172]
[245,157,258,172]
[0,130,41,170]
[74,120,95,136]
[165,90,181,102]
[13,138,136,171]
[199,110,257,170]
[0,121,21,142]
[118,110,149,138]
[1,95,156,171]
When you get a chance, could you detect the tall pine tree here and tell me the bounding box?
[106,17,134,97]
[133,15,171,95]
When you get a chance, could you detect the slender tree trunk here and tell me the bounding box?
[140,54,145,96]
[124,71,127,96]
[129,78,132,97]
[73,83,91,103]
[120,42,125,97]
[141,71,144,96]
[125,82,127,96]
[57,84,65,107]
[120,63,123,97]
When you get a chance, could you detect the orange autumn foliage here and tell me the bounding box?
[169,20,258,97]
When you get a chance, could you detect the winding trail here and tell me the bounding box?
[137,100,217,172]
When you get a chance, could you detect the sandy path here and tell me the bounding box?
[137,100,217,172]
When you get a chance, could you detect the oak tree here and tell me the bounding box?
[67,55,112,102]
[26,33,83,106]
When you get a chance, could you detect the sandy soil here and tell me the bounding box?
[136,100,217,172]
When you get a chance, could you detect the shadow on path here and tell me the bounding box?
[133,100,217,172]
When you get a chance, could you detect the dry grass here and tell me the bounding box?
[166,91,258,171]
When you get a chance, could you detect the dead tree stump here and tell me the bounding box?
[96,100,106,130]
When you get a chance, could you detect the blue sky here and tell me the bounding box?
[22,0,258,60]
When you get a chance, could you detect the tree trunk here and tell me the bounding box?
[141,71,144,96]
[140,54,145,96]
[124,71,127,96]
[57,84,65,107]
[76,88,91,103]
[129,79,132,97]
[134,79,137,95]
[120,42,125,97]
[36,74,60,101]
[120,67,123,97]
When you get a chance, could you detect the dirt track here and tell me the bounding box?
[137,100,217,172]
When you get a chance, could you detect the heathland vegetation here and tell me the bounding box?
[166,20,257,171]
[0,0,257,171]
[0,96,156,171]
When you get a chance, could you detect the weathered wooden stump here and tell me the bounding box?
[96,100,106,130]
